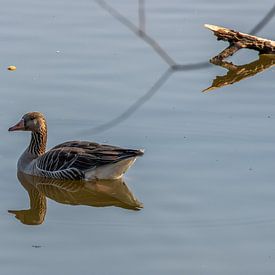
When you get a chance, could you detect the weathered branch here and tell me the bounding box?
[205,24,275,61]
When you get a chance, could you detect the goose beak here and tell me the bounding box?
[8,119,25,131]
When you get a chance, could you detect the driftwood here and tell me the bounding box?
[203,54,275,92]
[205,24,275,61]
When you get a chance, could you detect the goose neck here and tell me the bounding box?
[27,127,47,156]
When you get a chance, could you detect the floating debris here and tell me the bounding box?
[7,65,17,71]
[205,24,275,61]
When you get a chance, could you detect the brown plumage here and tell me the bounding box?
[9,112,144,180]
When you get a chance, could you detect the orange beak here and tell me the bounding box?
[8,119,25,131]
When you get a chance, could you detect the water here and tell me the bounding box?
[1,0,275,274]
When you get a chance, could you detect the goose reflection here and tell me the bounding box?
[9,171,143,225]
[203,54,275,92]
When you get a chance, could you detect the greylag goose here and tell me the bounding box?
[9,112,144,180]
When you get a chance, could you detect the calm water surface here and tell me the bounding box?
[1,1,275,274]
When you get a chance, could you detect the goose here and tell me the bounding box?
[9,112,144,180]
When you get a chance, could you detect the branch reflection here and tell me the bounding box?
[8,171,143,225]
[82,68,172,135]
[86,1,275,135]
[249,4,275,35]
[203,54,275,92]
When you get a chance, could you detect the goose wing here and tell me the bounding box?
[36,141,143,179]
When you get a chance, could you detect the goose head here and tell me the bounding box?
[8,112,47,132]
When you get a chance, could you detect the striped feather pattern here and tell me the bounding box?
[11,112,144,180]
[35,141,144,180]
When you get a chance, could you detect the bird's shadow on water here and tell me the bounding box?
[79,1,275,136]
[8,171,142,225]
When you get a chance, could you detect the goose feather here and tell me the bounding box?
[9,112,144,180]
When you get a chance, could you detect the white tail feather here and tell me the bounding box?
[84,157,137,180]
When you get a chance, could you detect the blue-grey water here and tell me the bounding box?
[1,0,275,274]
